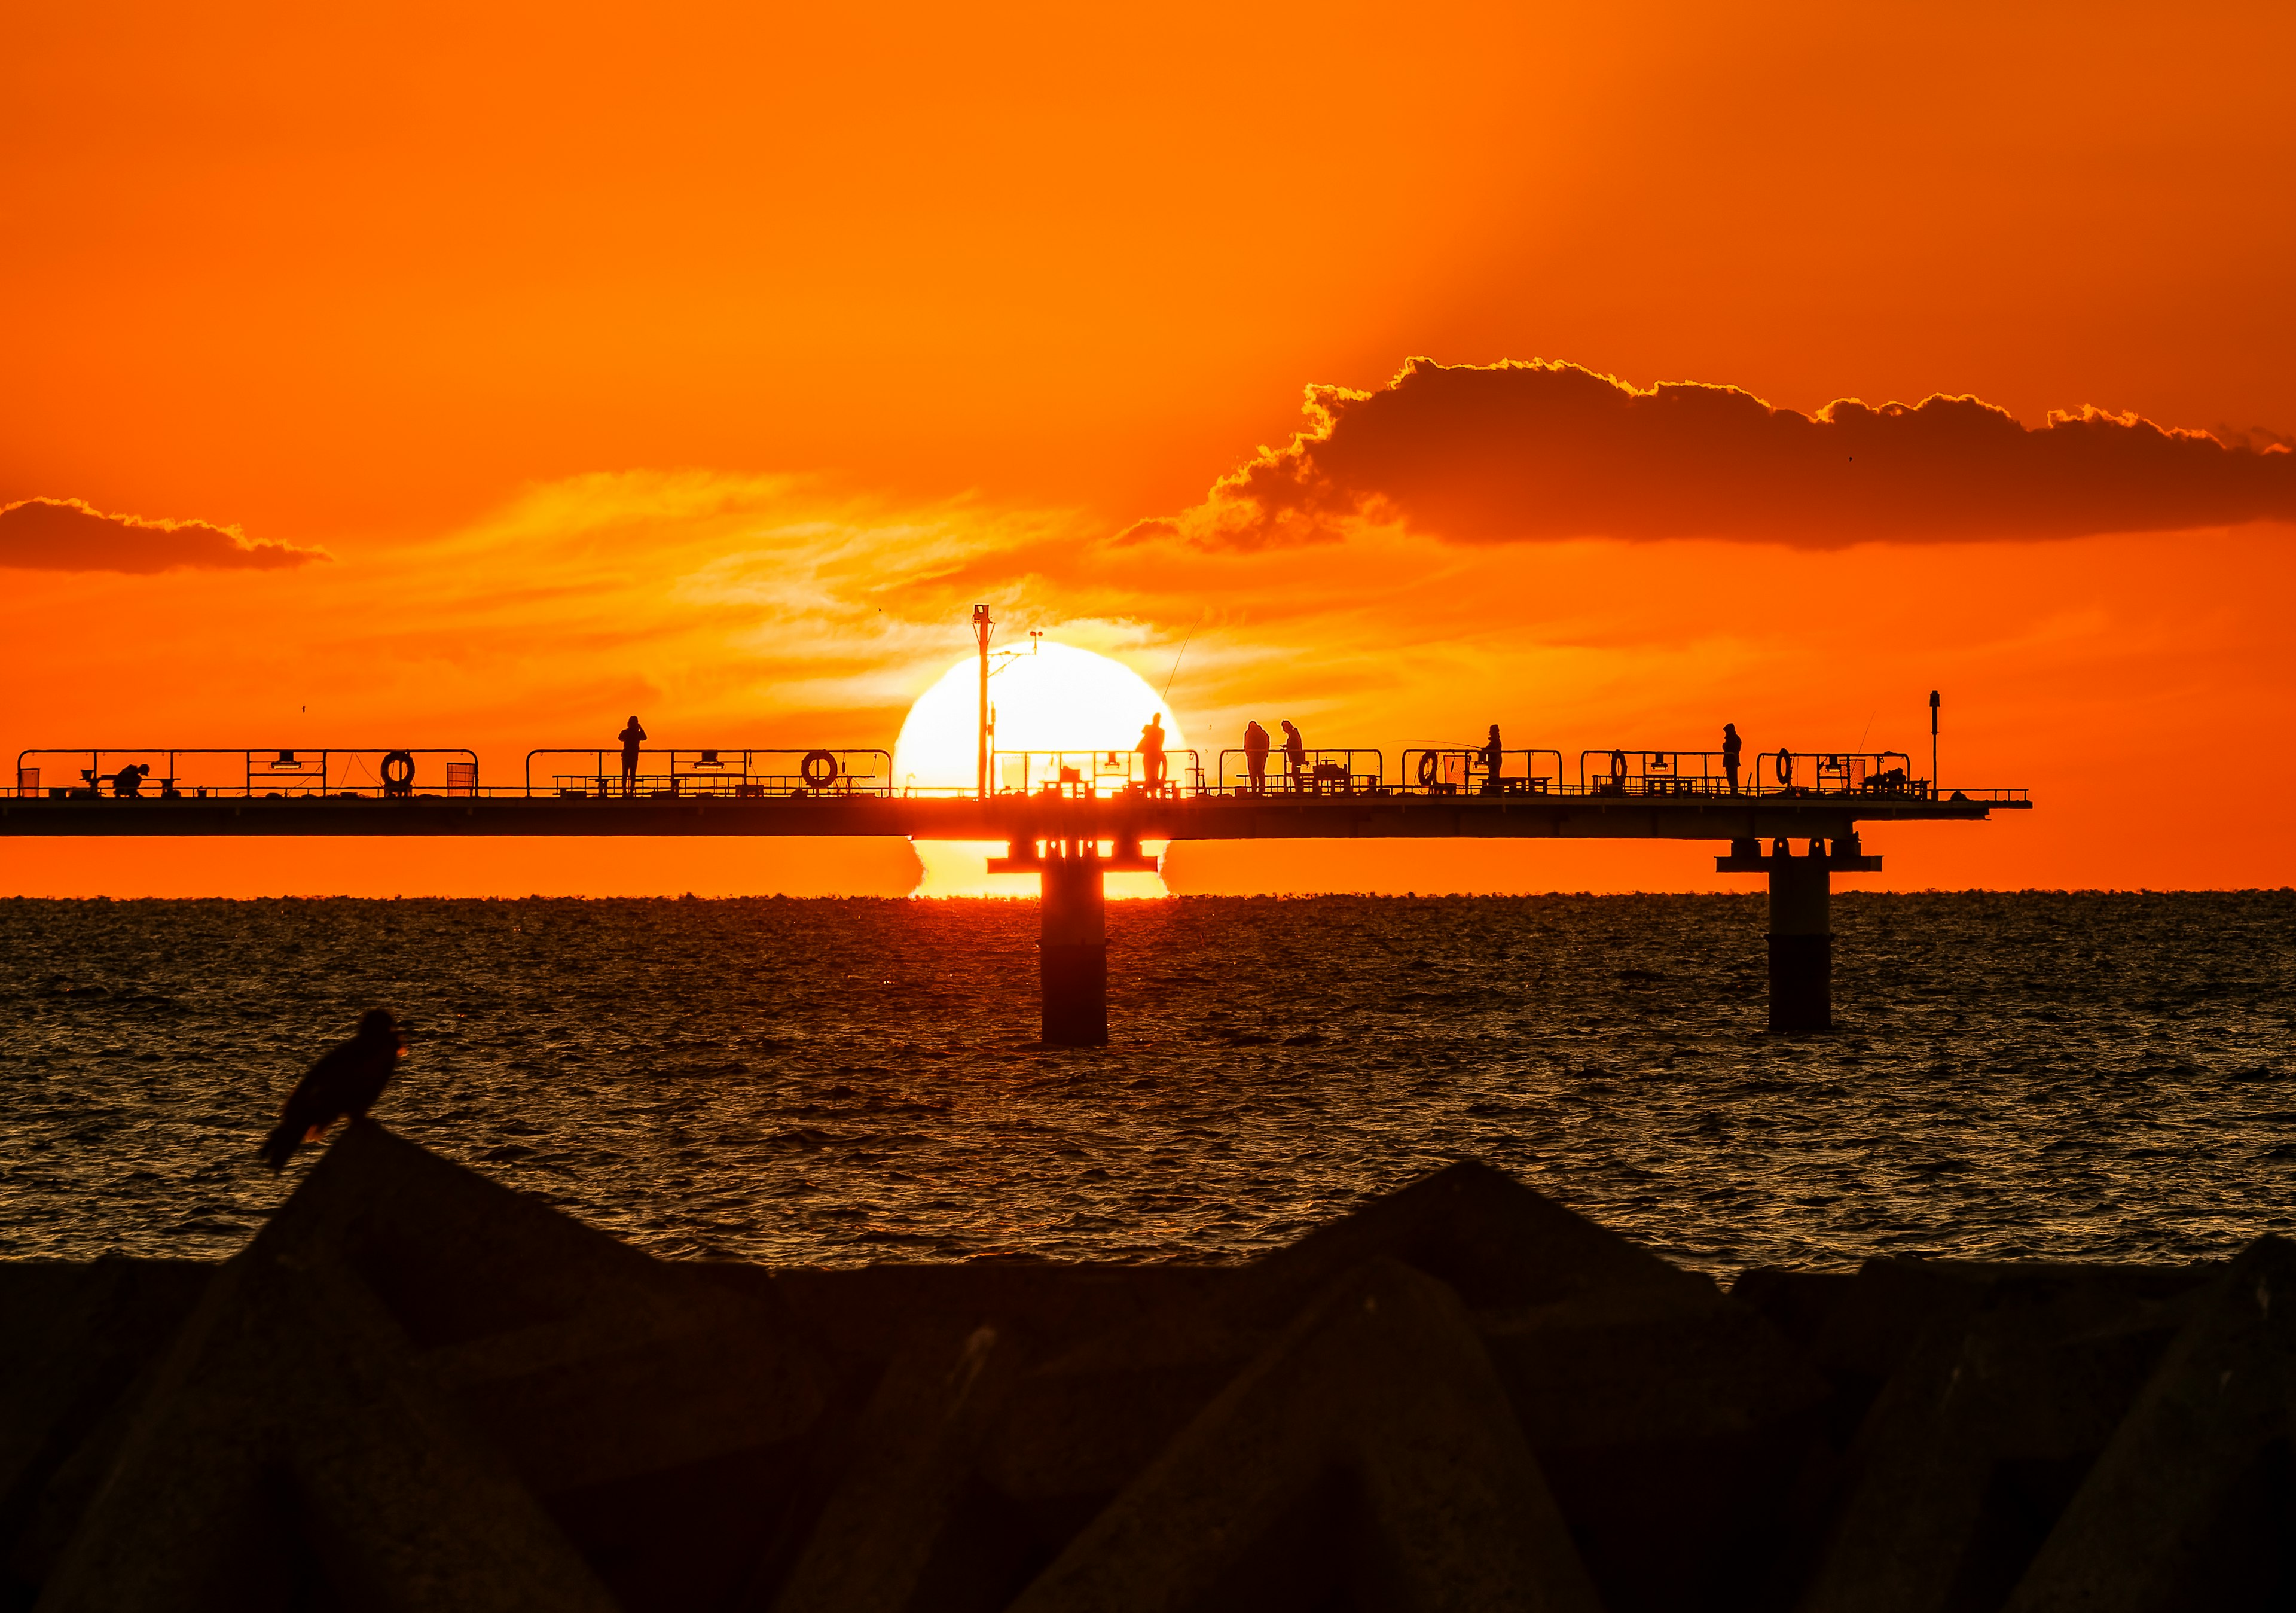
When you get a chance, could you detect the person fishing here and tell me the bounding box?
[618,715,647,797]
[1281,720,1306,789]
[1723,722,1743,794]
[1478,724,1503,794]
[1243,721,1271,795]
[1138,713,1167,789]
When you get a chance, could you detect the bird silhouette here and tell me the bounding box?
[259,1008,405,1172]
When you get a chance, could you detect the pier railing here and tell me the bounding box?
[1398,749,1564,797]
[1212,749,1385,797]
[13,748,480,800]
[526,748,893,798]
[6,742,2029,807]
[984,749,1203,800]
[1569,749,1932,800]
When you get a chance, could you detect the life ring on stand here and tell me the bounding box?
[380,751,416,795]
[1415,751,1439,788]
[1775,749,1794,785]
[800,749,839,789]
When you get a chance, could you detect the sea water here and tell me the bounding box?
[2,892,2289,1276]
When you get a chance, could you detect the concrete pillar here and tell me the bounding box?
[1039,850,1107,1046]
[1767,841,1831,1032]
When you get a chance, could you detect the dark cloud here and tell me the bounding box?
[0,497,328,574]
[1150,359,2296,550]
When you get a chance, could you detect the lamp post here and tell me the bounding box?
[973,604,994,801]
[1929,689,1940,800]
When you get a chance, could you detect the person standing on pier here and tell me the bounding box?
[1723,722,1742,794]
[1244,721,1271,794]
[618,715,647,797]
[1139,713,1167,790]
[1479,724,1503,794]
[1281,720,1306,789]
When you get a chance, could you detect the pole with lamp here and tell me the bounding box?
[973,604,994,801]
[1929,689,1940,800]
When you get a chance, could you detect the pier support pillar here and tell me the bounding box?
[1718,836,1881,1033]
[1039,853,1108,1046]
[1767,849,1833,1032]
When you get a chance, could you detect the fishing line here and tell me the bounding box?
[1160,616,1201,703]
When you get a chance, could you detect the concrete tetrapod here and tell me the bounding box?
[1793,1263,2219,1613]
[9,1126,2292,1612]
[2004,1236,2296,1613]
[1006,1257,1604,1613]
[767,1321,1030,1613]
[35,1246,622,1613]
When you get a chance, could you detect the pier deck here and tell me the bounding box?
[0,789,2019,840]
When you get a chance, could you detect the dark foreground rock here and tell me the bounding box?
[0,1126,2282,1612]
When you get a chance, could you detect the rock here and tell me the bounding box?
[1006,1258,1603,1613]
[767,1321,1035,1613]
[0,1257,210,1574]
[1232,1160,1715,1325]
[2004,1236,2296,1613]
[1477,1286,1831,1613]
[36,1249,621,1613]
[1793,1257,2226,1613]
[7,1129,2282,1611]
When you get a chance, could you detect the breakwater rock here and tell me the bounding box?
[1,1123,2286,1611]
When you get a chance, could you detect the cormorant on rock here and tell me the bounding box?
[258,1008,404,1172]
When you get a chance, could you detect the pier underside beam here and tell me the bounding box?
[1039,855,1108,1046]
[1718,838,1882,1033]
[988,838,1156,1048]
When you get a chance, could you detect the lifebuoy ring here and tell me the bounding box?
[800,749,839,788]
[1775,749,1794,785]
[380,751,416,793]
[1415,751,1439,788]
[1610,749,1627,779]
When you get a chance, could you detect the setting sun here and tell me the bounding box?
[893,639,1186,896]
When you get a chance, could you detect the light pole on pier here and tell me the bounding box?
[973,604,994,801]
[1929,689,1940,798]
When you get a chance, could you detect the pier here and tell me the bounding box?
[4,734,2028,1041]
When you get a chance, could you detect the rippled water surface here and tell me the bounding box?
[2,892,2291,1276]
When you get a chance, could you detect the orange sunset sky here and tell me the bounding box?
[4,0,2294,897]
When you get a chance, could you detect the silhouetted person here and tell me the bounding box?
[1723,722,1742,794]
[618,715,646,797]
[1478,724,1503,794]
[1281,720,1306,789]
[111,763,149,798]
[1139,713,1167,788]
[1243,721,1271,795]
[259,1008,404,1172]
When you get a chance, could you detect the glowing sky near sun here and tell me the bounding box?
[3,1,2294,897]
[891,642,1186,897]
